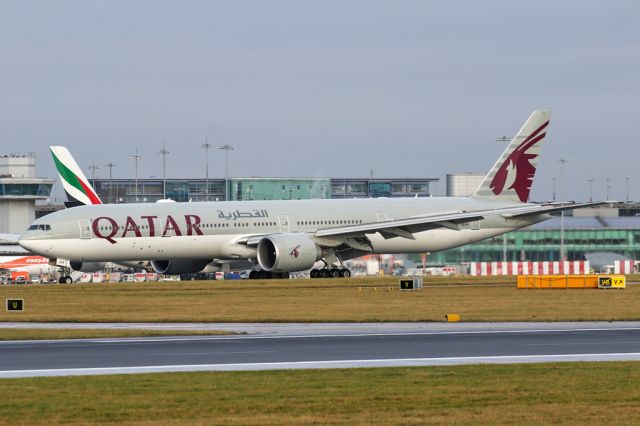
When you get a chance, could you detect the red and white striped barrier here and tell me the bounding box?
[469,261,590,276]
[614,260,635,275]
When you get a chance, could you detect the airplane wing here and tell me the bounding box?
[0,234,20,243]
[499,202,609,218]
[314,202,608,241]
[239,202,607,248]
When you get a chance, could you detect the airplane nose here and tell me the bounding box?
[18,237,35,252]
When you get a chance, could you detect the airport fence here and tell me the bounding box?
[469,261,590,276]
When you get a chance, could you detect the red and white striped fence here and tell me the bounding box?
[469,261,590,276]
[614,260,635,274]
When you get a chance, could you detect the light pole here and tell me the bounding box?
[129,149,143,203]
[587,179,594,203]
[88,163,99,189]
[626,177,630,203]
[559,159,568,261]
[218,144,234,201]
[105,162,115,203]
[200,139,213,201]
[552,178,556,201]
[496,136,512,262]
[606,177,611,200]
[158,143,171,199]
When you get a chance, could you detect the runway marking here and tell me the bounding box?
[1,326,639,345]
[527,341,640,346]
[153,351,276,356]
[2,353,640,378]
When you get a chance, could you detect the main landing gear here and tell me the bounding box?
[309,268,351,279]
[58,276,73,284]
[57,267,73,284]
[248,270,290,280]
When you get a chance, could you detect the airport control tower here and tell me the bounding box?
[0,153,53,234]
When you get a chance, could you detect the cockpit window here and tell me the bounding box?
[28,224,51,231]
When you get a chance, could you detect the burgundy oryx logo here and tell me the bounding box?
[290,245,301,258]
[490,120,549,202]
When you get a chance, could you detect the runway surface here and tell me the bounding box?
[1,322,640,377]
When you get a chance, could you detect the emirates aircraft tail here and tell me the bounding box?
[50,146,102,207]
[473,110,551,203]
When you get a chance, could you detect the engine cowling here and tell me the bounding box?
[150,259,212,275]
[257,234,321,273]
[70,261,106,272]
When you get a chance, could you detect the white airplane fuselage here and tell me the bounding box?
[19,197,546,263]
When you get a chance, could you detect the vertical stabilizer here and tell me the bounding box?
[49,146,102,207]
[472,110,551,203]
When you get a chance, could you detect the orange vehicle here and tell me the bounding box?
[10,270,30,283]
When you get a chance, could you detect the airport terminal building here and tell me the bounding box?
[0,153,53,234]
[91,177,437,203]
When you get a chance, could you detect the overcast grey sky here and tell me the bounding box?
[1,0,638,203]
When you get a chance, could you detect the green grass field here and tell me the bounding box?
[0,276,638,323]
[1,362,639,425]
[0,329,234,340]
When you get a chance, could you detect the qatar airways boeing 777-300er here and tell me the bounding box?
[19,111,602,280]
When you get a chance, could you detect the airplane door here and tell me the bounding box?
[79,219,91,239]
[376,212,388,222]
[278,215,290,233]
[157,217,172,237]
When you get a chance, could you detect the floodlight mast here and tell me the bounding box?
[105,162,116,203]
[218,144,234,201]
[200,138,213,201]
[158,143,171,199]
[129,149,143,203]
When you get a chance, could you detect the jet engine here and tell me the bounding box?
[70,261,106,273]
[150,259,212,275]
[257,233,321,273]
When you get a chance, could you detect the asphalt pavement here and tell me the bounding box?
[1,322,640,377]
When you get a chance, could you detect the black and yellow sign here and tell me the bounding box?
[400,279,415,290]
[6,299,24,312]
[598,276,626,289]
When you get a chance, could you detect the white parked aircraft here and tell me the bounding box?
[20,111,600,278]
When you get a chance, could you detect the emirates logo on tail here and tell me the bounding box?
[490,121,549,202]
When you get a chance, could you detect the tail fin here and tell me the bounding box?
[472,110,551,203]
[49,146,102,207]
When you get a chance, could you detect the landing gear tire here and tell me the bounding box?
[310,268,351,279]
[249,270,258,279]
[58,277,65,284]
[63,276,72,284]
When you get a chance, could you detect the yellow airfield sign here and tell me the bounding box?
[598,276,626,289]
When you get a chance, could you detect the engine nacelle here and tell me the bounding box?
[70,261,106,272]
[257,234,321,273]
[150,259,212,275]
